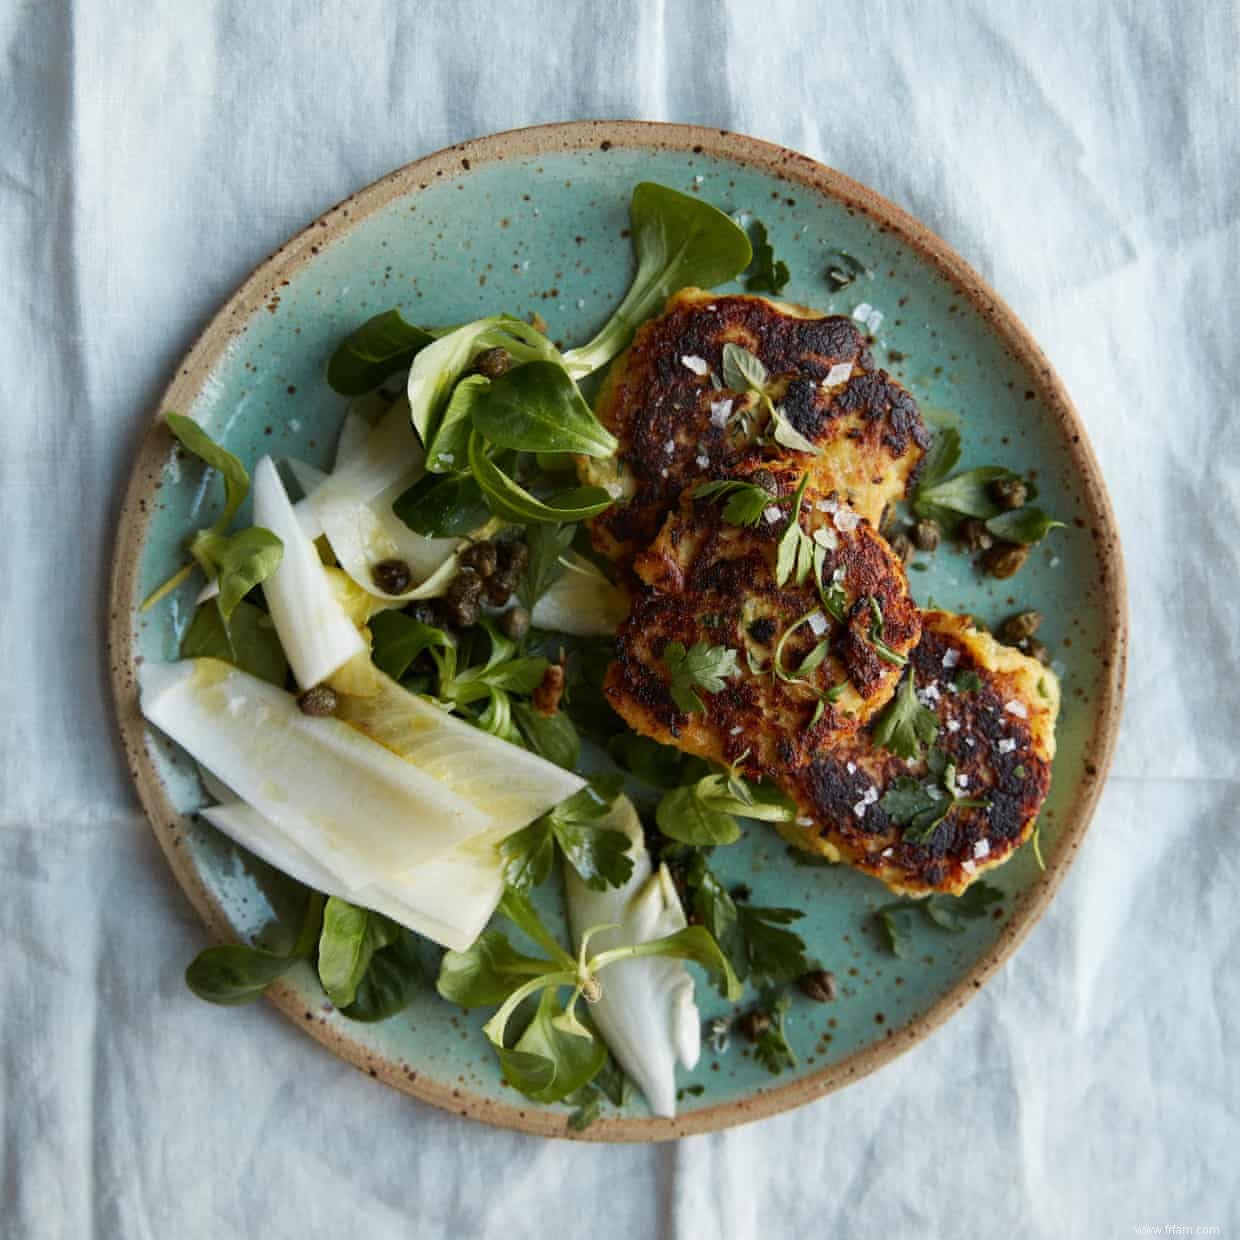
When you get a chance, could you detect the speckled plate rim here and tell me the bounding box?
[108,119,1127,1142]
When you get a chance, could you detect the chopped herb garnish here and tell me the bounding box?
[866,596,909,667]
[752,992,796,1075]
[824,250,867,292]
[661,640,741,714]
[740,217,791,295]
[1029,820,1045,871]
[872,668,939,761]
[952,669,983,694]
[775,475,816,587]
[880,746,989,845]
[874,881,1004,956]
[692,478,775,527]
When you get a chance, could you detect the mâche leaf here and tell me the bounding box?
[165,412,250,533]
[340,929,423,1022]
[180,598,288,687]
[437,929,551,1008]
[326,308,434,395]
[468,432,613,524]
[563,182,752,377]
[470,361,618,458]
[984,507,1065,545]
[518,523,574,608]
[393,469,491,537]
[184,891,323,1006]
[209,526,284,620]
[316,898,400,1010]
[424,373,490,472]
[513,702,581,771]
[369,609,454,681]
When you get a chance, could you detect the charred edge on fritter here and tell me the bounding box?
[588,291,931,564]
[792,624,1052,893]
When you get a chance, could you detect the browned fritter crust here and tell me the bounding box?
[779,611,1061,895]
[581,288,930,567]
[605,472,921,777]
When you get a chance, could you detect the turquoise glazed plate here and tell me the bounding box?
[109,121,1126,1141]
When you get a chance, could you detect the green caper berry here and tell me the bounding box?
[472,347,512,378]
[984,542,1030,579]
[989,477,1029,510]
[912,518,941,552]
[999,610,1043,643]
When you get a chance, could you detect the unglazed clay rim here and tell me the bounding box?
[108,120,1128,1142]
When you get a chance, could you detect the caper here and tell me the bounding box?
[472,346,512,378]
[989,477,1029,510]
[443,567,484,627]
[912,518,941,552]
[483,570,518,607]
[958,518,994,553]
[738,1009,771,1043]
[999,610,1043,643]
[499,605,531,640]
[799,969,838,1003]
[750,468,779,497]
[983,542,1030,579]
[371,558,413,595]
[459,540,498,578]
[297,685,338,717]
[889,532,913,563]
[499,539,530,577]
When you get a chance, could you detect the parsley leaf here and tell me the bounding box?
[874,881,1004,956]
[740,217,791,295]
[501,776,633,891]
[952,669,983,694]
[661,640,740,714]
[880,747,989,846]
[692,478,775,527]
[738,905,811,983]
[872,668,939,761]
[752,991,796,1075]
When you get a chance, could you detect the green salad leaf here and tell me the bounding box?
[369,609,453,681]
[740,217,790,295]
[501,777,632,892]
[326,308,434,395]
[392,469,491,537]
[340,929,423,1023]
[875,882,1004,957]
[468,432,613,524]
[184,891,323,1005]
[165,412,250,533]
[656,784,741,846]
[180,598,288,687]
[424,373,490,473]
[209,526,284,620]
[513,702,581,771]
[317,898,400,1010]
[470,361,618,458]
[563,182,752,377]
[517,523,574,608]
[985,507,1065,545]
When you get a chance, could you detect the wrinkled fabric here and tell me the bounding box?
[2,2,1237,1236]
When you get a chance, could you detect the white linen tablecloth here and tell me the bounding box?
[3,2,1237,1235]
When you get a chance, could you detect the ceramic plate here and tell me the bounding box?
[109,121,1126,1140]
